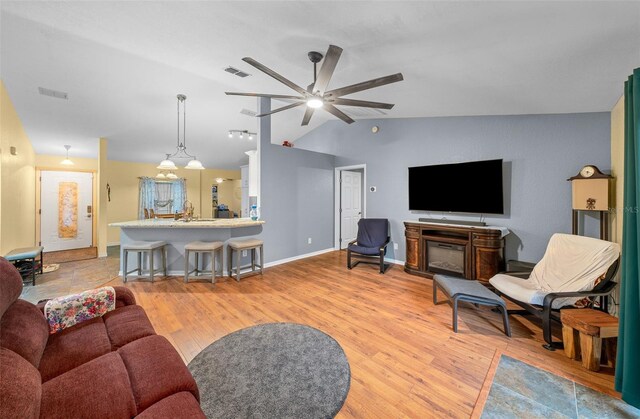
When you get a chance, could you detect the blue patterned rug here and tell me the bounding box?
[481,355,639,418]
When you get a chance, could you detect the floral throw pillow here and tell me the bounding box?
[44,286,116,334]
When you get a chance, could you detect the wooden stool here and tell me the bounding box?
[184,241,223,284]
[560,309,619,371]
[227,239,263,282]
[122,241,167,283]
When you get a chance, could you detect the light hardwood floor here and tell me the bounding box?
[94,250,617,418]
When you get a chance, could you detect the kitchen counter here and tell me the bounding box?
[110,218,265,275]
[110,218,265,229]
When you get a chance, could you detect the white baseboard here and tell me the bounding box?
[385,258,404,265]
[263,247,335,268]
[107,242,120,247]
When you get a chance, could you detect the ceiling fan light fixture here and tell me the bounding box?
[216,178,224,184]
[185,158,204,170]
[228,131,233,138]
[156,172,167,179]
[166,172,178,180]
[307,97,324,109]
[226,45,402,126]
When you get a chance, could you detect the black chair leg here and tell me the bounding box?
[452,297,459,333]
[347,249,352,269]
[379,251,384,274]
[498,305,512,337]
[541,309,563,350]
[433,281,438,305]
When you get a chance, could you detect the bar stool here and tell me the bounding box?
[184,241,224,284]
[122,241,167,283]
[227,238,264,282]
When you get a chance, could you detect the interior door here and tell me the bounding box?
[340,170,362,248]
[40,171,93,251]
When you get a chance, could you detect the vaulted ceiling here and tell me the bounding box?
[1,1,638,169]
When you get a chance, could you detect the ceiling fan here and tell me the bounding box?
[225,45,404,126]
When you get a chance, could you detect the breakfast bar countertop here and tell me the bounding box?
[109,218,265,229]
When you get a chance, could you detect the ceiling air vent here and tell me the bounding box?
[240,108,257,117]
[339,106,386,118]
[224,66,251,78]
[38,87,68,100]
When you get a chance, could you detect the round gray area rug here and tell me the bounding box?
[188,323,351,419]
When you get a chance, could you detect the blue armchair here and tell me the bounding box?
[347,218,390,274]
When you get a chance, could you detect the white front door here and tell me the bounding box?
[40,171,93,251]
[340,170,362,249]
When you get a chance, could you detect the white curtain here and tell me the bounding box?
[155,183,173,214]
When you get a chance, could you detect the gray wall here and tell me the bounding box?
[295,113,611,263]
[258,98,336,263]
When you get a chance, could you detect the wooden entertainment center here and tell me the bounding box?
[404,221,506,282]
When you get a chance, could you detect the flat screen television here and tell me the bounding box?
[408,159,504,214]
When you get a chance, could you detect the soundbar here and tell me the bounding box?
[418,218,487,227]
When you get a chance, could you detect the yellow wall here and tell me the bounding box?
[31,151,242,247]
[0,81,36,255]
[35,154,98,171]
[105,162,240,244]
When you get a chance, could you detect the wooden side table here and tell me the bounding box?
[560,309,619,371]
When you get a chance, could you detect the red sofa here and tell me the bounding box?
[0,257,205,418]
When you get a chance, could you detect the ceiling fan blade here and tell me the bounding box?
[242,57,309,96]
[301,107,315,126]
[225,92,305,100]
[256,101,305,117]
[331,98,395,109]
[325,73,404,98]
[323,104,355,124]
[312,45,342,96]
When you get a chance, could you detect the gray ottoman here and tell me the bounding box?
[433,274,511,336]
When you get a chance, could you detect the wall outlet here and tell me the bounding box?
[307,237,312,244]
[242,250,247,257]
[393,243,398,250]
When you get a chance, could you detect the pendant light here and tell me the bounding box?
[60,145,74,165]
[157,154,177,171]
[157,94,205,170]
